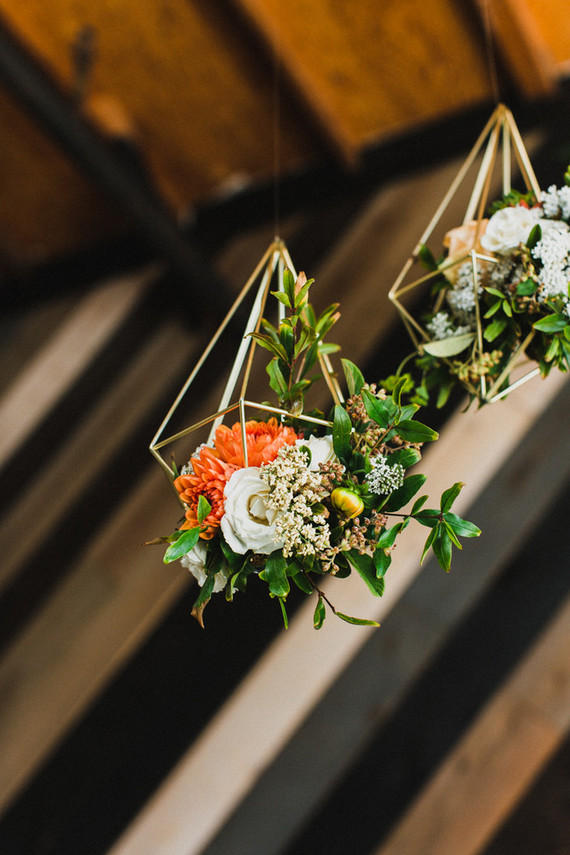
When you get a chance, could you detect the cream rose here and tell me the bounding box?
[441,220,488,283]
[296,435,336,470]
[481,206,540,253]
[180,541,227,592]
[221,467,283,554]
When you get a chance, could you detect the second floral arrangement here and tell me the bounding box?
[401,166,570,407]
[153,267,480,629]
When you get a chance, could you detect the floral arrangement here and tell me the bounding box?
[153,270,480,629]
[398,166,570,407]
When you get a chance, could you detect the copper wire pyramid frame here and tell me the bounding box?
[150,238,343,479]
[389,103,543,403]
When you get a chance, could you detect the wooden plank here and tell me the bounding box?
[0,86,120,267]
[0,1,314,213]
[229,0,358,164]
[200,379,570,855]
[231,0,492,157]
[0,268,155,467]
[107,371,568,855]
[0,320,196,595]
[475,0,560,96]
[375,595,570,855]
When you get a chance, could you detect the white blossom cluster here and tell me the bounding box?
[427,311,472,341]
[532,221,570,311]
[366,455,405,495]
[487,256,526,292]
[541,184,570,221]
[261,445,331,558]
[443,261,485,323]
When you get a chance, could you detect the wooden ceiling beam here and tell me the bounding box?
[228,0,359,166]
[474,0,560,97]
[0,18,231,306]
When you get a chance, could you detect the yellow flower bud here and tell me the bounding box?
[331,488,364,519]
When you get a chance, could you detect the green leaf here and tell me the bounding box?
[382,474,427,512]
[502,300,512,318]
[411,494,429,515]
[440,481,464,513]
[399,403,420,421]
[335,611,380,627]
[295,276,313,307]
[373,548,392,578]
[341,358,365,396]
[279,598,289,630]
[432,526,453,572]
[526,223,542,250]
[190,574,215,628]
[516,278,537,296]
[332,404,352,462]
[361,388,397,428]
[282,268,296,305]
[266,358,288,397]
[423,333,475,358]
[197,495,211,524]
[436,381,453,409]
[313,596,326,629]
[485,286,506,299]
[376,522,405,550]
[271,289,291,309]
[484,300,502,319]
[418,243,438,270]
[533,314,568,333]
[420,524,438,564]
[397,420,439,443]
[443,520,463,549]
[414,509,441,528]
[163,527,201,563]
[390,447,421,469]
[249,332,289,361]
[442,512,481,537]
[346,550,385,596]
[483,317,507,342]
[259,551,290,598]
[279,322,295,360]
[290,571,313,595]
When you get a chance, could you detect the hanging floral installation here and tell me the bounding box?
[149,240,480,629]
[389,104,570,407]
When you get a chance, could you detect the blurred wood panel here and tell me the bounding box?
[0,0,568,267]
[0,269,154,467]
[232,0,492,159]
[478,0,560,96]
[0,0,314,212]
[376,595,570,855]
[108,371,569,855]
[521,0,570,68]
[0,86,120,268]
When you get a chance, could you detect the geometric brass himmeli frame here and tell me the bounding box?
[389,104,543,403]
[150,238,343,480]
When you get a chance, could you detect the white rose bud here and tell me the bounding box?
[180,541,226,592]
[296,435,336,470]
[481,206,540,254]
[221,467,283,554]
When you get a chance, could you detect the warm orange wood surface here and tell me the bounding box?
[0,0,568,266]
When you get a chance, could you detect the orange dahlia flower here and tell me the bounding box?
[174,447,238,538]
[214,418,299,467]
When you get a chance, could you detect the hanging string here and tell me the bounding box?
[481,0,500,104]
[272,0,281,239]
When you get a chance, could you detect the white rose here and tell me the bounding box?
[481,206,540,253]
[296,435,336,469]
[180,541,226,592]
[221,467,283,554]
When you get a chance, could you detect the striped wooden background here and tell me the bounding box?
[0,129,569,855]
